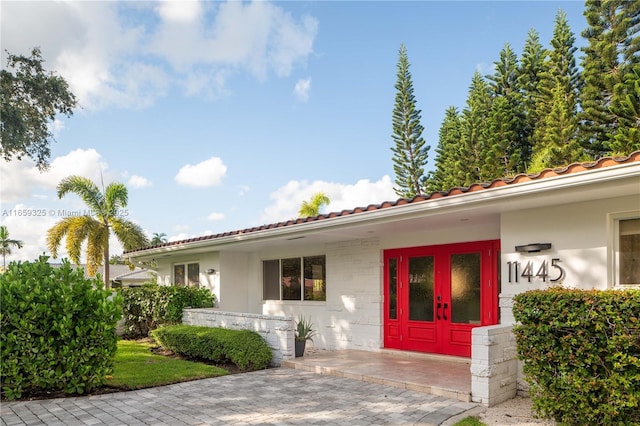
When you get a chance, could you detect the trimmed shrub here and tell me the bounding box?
[151,325,272,370]
[120,284,215,338]
[0,257,122,400]
[513,288,640,425]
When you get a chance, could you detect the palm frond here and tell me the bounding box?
[111,217,149,250]
[64,216,101,265]
[105,182,128,216]
[46,216,76,258]
[86,224,109,276]
[57,175,105,213]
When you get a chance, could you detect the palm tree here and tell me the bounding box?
[0,225,23,268]
[150,232,168,245]
[46,175,149,288]
[298,192,331,218]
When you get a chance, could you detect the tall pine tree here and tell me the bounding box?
[391,44,430,198]
[609,64,640,153]
[486,43,528,176]
[517,29,549,167]
[483,96,521,178]
[579,0,640,155]
[427,106,462,192]
[459,71,492,186]
[531,9,583,170]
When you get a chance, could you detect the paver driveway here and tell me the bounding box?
[0,369,477,426]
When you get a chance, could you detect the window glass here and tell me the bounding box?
[174,264,185,286]
[281,258,302,300]
[619,218,640,285]
[188,263,200,287]
[263,260,280,300]
[304,256,326,301]
[408,256,434,322]
[388,258,397,320]
[263,255,326,301]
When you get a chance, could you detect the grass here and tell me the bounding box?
[453,417,486,426]
[107,340,228,390]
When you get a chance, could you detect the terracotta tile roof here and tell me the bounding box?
[125,151,640,254]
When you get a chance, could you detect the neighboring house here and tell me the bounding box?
[124,152,639,403]
[50,263,156,288]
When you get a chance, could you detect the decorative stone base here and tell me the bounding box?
[471,324,518,406]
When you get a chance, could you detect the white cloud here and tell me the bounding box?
[259,175,396,224]
[0,149,109,203]
[175,157,227,187]
[207,212,225,221]
[128,175,152,189]
[156,1,202,23]
[1,1,318,110]
[294,77,311,102]
[0,202,126,265]
[0,203,57,263]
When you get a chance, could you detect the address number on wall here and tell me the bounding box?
[506,258,565,283]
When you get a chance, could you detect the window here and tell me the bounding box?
[174,262,200,287]
[618,217,640,285]
[263,255,326,301]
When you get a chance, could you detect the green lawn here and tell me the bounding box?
[453,417,486,426]
[107,340,228,390]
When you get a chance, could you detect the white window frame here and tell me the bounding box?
[608,211,640,287]
[173,262,200,287]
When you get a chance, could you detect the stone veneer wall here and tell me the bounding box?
[182,309,294,366]
[471,324,518,406]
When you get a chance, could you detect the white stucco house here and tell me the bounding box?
[124,151,639,405]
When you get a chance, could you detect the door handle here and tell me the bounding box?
[436,302,441,320]
[443,303,448,320]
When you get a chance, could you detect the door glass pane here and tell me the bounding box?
[409,256,434,322]
[388,258,397,319]
[451,253,481,324]
[281,258,301,300]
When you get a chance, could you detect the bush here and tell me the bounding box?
[0,257,122,400]
[513,287,640,425]
[120,284,215,338]
[151,325,272,370]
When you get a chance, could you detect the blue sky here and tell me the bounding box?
[1,1,587,262]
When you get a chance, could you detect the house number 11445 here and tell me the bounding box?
[506,258,565,283]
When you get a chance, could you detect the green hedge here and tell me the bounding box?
[0,257,122,400]
[120,284,216,338]
[151,325,272,370]
[513,288,640,425]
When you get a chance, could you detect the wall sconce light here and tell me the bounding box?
[206,268,216,274]
[515,243,552,253]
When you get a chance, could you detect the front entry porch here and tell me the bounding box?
[281,348,472,402]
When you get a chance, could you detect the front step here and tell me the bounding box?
[281,360,471,402]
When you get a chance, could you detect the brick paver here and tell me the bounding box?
[0,369,477,426]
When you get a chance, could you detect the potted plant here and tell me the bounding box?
[294,316,316,357]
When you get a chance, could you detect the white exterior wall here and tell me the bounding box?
[155,252,221,301]
[499,194,638,397]
[260,240,381,351]
[499,195,638,324]
[218,251,251,312]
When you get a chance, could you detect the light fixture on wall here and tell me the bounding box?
[206,268,216,274]
[515,243,552,253]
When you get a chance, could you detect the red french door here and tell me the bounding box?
[384,240,499,357]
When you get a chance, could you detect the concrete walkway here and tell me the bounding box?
[1,369,478,426]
